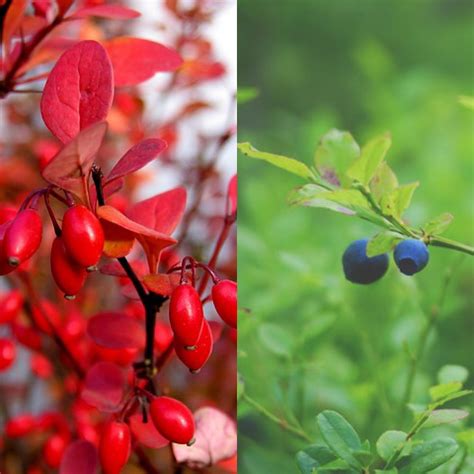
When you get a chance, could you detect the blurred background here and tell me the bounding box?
[238,0,474,472]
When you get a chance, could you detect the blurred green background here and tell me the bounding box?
[238,0,474,472]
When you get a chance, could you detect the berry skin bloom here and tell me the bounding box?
[394,239,429,275]
[342,238,389,284]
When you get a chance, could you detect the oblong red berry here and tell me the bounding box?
[149,396,195,445]
[43,433,68,468]
[5,413,36,437]
[3,209,43,267]
[0,221,15,276]
[99,421,131,474]
[169,284,204,347]
[62,205,104,268]
[0,338,15,371]
[0,289,23,325]
[175,318,213,373]
[212,279,237,328]
[50,236,87,299]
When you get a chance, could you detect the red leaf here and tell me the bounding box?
[227,174,237,216]
[88,312,145,349]
[100,219,135,259]
[97,205,176,272]
[57,0,75,16]
[41,40,113,143]
[172,407,237,468]
[99,260,145,278]
[2,0,27,54]
[41,122,107,203]
[107,139,168,183]
[81,362,125,412]
[104,37,182,87]
[60,440,98,474]
[127,187,187,235]
[70,5,141,19]
[129,413,169,449]
[143,273,181,297]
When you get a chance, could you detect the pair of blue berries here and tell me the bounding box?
[342,238,429,284]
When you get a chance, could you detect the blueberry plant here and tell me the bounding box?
[238,125,473,473]
[0,1,236,472]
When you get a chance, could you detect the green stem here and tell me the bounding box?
[429,235,474,256]
[399,259,459,417]
[242,393,312,443]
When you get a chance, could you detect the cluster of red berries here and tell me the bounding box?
[0,202,104,300]
[99,396,194,473]
[169,275,237,373]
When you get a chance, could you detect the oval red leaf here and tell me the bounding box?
[105,37,182,87]
[71,5,141,19]
[88,312,145,349]
[172,407,237,469]
[42,121,107,202]
[227,174,237,216]
[59,440,98,474]
[41,40,113,143]
[127,187,187,235]
[129,412,169,449]
[107,139,168,183]
[81,361,125,412]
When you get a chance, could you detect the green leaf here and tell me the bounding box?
[366,231,403,257]
[347,133,391,186]
[429,381,463,402]
[376,431,408,462]
[316,459,356,472]
[314,129,360,187]
[424,409,469,427]
[316,410,363,470]
[437,364,469,384]
[296,445,337,474]
[422,213,454,236]
[352,448,373,466]
[370,161,399,202]
[398,437,458,473]
[433,389,473,405]
[458,95,474,110]
[237,87,259,104]
[380,182,419,219]
[238,142,312,179]
[257,323,293,357]
[375,470,398,474]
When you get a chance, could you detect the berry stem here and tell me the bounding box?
[198,211,236,296]
[92,166,166,383]
[44,191,61,237]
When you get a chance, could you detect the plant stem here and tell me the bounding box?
[429,235,474,256]
[242,393,312,443]
[198,212,236,295]
[399,258,459,416]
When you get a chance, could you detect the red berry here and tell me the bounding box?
[0,338,15,371]
[0,221,15,276]
[43,433,68,468]
[12,322,42,350]
[0,205,16,224]
[149,396,195,445]
[31,299,62,335]
[5,414,36,437]
[169,284,204,347]
[99,421,131,474]
[3,209,43,267]
[50,236,87,299]
[62,205,104,268]
[31,353,54,378]
[212,279,237,328]
[175,318,213,373]
[0,289,23,325]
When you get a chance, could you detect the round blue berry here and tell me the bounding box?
[342,238,389,284]
[394,239,429,275]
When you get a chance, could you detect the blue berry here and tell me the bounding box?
[342,239,389,284]
[394,239,429,275]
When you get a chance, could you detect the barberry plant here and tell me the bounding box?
[0,1,236,472]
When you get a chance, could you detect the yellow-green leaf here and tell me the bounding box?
[238,142,312,179]
[380,182,419,219]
